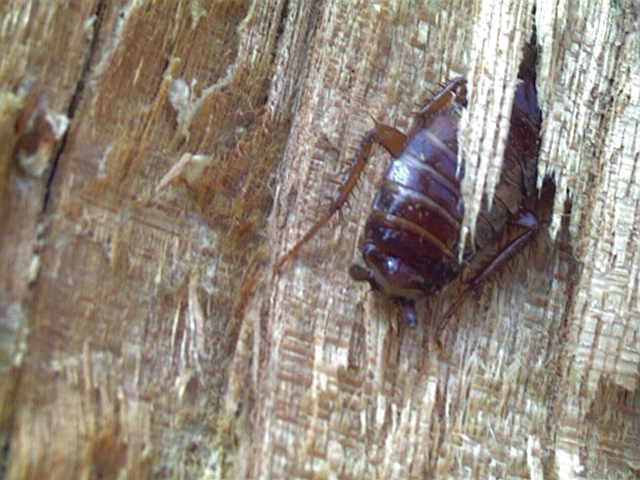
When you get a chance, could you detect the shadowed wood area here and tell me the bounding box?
[0,0,639,478]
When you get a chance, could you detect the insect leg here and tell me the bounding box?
[274,123,407,272]
[467,208,539,288]
[414,78,467,117]
[436,208,539,338]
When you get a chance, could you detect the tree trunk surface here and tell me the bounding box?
[1,1,639,479]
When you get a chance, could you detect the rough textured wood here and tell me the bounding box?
[1,0,639,479]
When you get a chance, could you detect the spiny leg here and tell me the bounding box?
[436,207,540,338]
[415,78,467,118]
[274,122,407,272]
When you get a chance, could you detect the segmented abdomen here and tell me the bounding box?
[362,112,464,293]
[360,77,541,296]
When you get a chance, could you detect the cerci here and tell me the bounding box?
[275,47,552,331]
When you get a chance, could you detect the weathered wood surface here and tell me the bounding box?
[1,0,638,478]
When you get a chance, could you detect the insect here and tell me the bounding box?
[275,45,553,332]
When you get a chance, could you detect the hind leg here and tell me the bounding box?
[274,122,407,271]
[436,175,556,339]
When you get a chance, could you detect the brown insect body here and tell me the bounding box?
[276,47,550,330]
[351,66,543,325]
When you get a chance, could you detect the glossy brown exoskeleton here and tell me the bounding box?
[275,45,553,331]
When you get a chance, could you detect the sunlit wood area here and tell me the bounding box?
[1,1,639,478]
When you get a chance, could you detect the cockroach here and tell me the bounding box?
[275,44,553,332]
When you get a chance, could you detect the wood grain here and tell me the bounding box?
[1,0,638,478]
